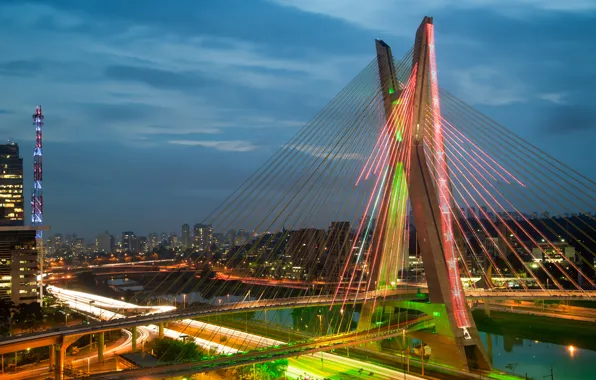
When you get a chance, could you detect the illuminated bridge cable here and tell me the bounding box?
[440,91,596,241]
[435,109,596,282]
[423,122,543,291]
[165,49,410,316]
[186,48,420,354]
[134,59,381,305]
[423,115,561,292]
[428,98,595,293]
[438,93,596,268]
[436,97,596,289]
[154,61,386,356]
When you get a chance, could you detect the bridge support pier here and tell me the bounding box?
[53,345,65,380]
[158,323,164,339]
[484,299,491,317]
[49,344,55,372]
[98,332,105,362]
[131,326,137,352]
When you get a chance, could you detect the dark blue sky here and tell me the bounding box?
[0,0,594,239]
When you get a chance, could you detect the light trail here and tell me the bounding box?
[49,287,425,379]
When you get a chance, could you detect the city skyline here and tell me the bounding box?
[0,1,594,237]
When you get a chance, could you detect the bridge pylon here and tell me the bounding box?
[363,17,491,372]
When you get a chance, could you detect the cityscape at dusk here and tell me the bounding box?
[0,2,595,380]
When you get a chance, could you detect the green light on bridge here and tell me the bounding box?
[433,311,441,317]
[388,88,395,94]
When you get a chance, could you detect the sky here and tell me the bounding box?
[0,0,594,239]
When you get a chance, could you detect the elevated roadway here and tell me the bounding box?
[2,287,596,354]
[89,318,431,379]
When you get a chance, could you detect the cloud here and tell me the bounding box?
[541,105,596,134]
[447,66,527,106]
[0,60,43,77]
[0,109,12,114]
[268,0,596,35]
[168,140,259,152]
[286,144,363,160]
[538,93,567,105]
[104,65,213,91]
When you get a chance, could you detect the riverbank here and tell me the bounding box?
[472,309,596,351]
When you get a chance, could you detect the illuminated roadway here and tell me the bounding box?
[47,288,428,380]
[89,318,431,379]
[2,286,595,355]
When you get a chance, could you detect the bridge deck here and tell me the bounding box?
[1,288,595,354]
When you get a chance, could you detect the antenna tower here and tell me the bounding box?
[32,105,43,238]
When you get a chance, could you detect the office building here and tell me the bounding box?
[122,231,139,253]
[193,223,213,251]
[0,143,24,226]
[181,224,190,249]
[0,226,48,305]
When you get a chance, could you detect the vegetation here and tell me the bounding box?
[223,359,289,380]
[147,337,203,362]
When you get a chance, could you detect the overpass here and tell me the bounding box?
[89,317,433,380]
[3,287,595,355]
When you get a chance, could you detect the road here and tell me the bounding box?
[1,330,132,380]
[478,299,596,322]
[0,287,423,355]
[49,287,427,380]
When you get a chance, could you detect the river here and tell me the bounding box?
[482,332,596,380]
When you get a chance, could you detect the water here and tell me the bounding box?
[482,332,596,380]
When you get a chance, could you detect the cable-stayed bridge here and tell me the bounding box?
[3,16,596,379]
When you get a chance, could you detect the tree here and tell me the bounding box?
[12,303,43,332]
[147,338,203,362]
[0,299,15,336]
[237,359,289,380]
[505,362,519,375]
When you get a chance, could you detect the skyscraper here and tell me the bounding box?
[0,143,24,226]
[96,231,112,253]
[181,224,190,249]
[193,223,213,251]
[122,231,138,253]
[0,226,48,305]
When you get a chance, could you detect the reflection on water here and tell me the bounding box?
[481,332,596,380]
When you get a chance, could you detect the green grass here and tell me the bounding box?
[473,309,596,351]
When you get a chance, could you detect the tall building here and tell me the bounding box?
[193,224,213,251]
[169,232,178,248]
[122,231,138,253]
[324,221,351,280]
[0,226,48,305]
[138,236,148,254]
[181,224,190,249]
[148,233,158,251]
[96,231,112,253]
[287,228,326,278]
[0,143,24,226]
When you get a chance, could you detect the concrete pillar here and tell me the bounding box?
[158,323,164,339]
[484,298,491,317]
[98,332,105,362]
[131,326,137,352]
[487,333,493,365]
[49,345,55,371]
[54,345,65,380]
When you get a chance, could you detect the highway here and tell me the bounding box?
[0,287,423,354]
[89,318,430,379]
[46,287,429,379]
[3,285,595,355]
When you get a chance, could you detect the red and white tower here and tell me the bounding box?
[32,106,43,236]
